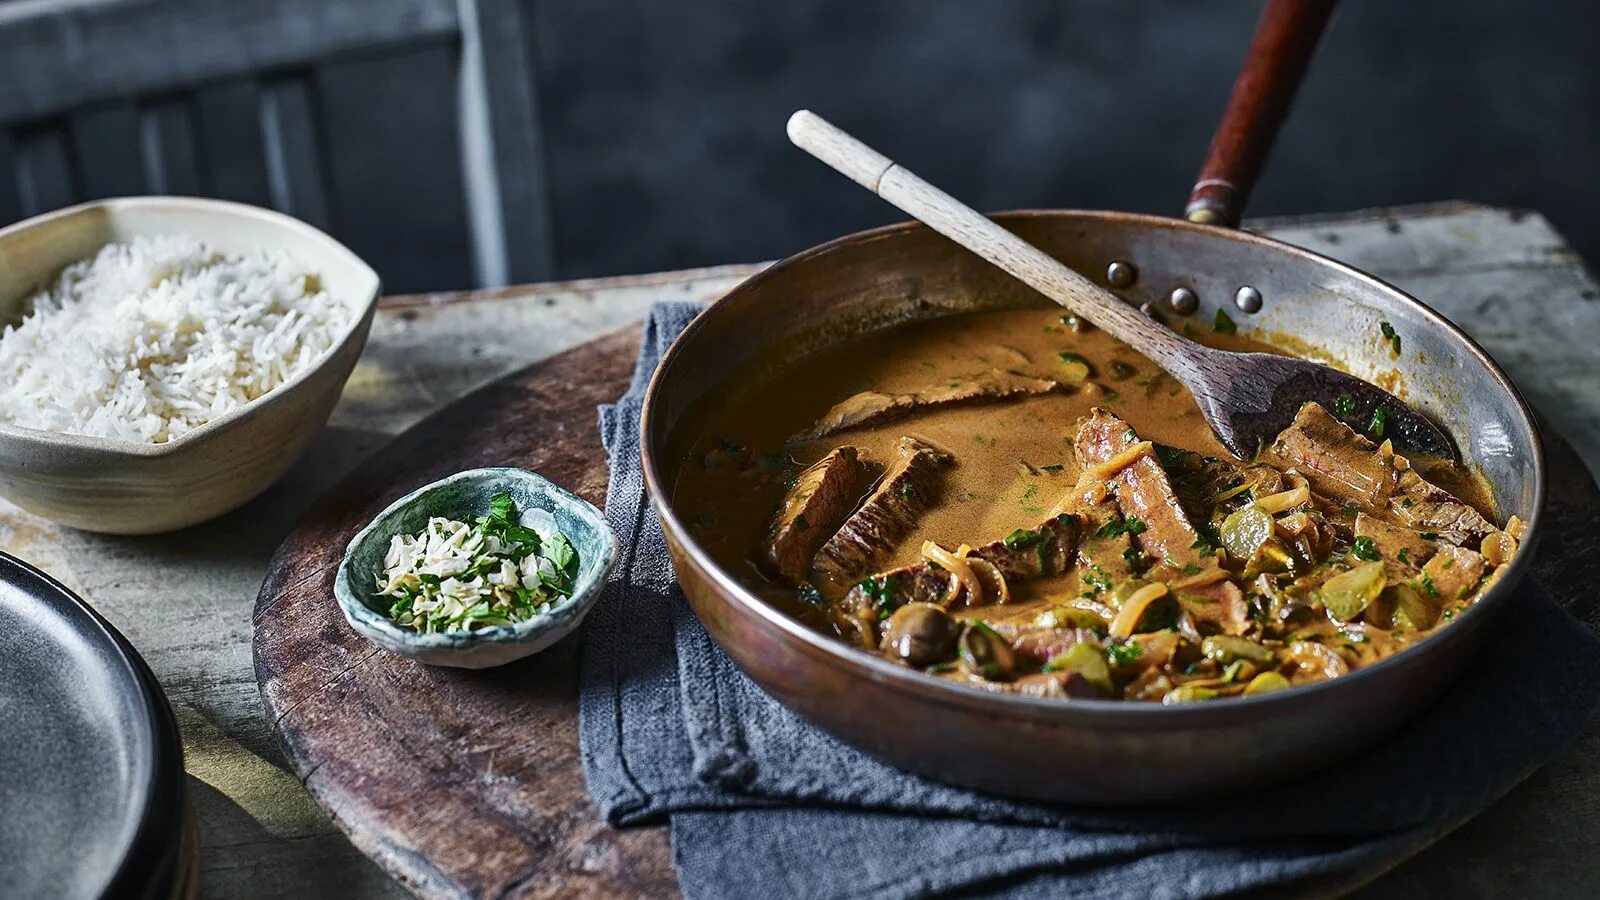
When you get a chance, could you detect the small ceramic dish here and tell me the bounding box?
[0,196,381,534]
[334,467,617,669]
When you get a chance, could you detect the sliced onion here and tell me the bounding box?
[1175,610,1202,644]
[1086,440,1154,481]
[966,557,1010,606]
[922,541,983,606]
[1170,566,1229,590]
[1109,582,1169,638]
[1065,597,1116,622]
[1254,483,1311,515]
[1213,478,1257,503]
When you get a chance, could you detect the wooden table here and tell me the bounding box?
[4,202,1598,898]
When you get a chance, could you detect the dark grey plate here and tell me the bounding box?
[0,552,186,900]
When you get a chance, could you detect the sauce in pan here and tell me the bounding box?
[670,307,1516,702]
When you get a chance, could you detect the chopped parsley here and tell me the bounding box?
[1419,574,1440,598]
[1081,565,1113,598]
[1212,308,1238,334]
[1096,516,1147,538]
[1334,394,1356,418]
[1040,464,1065,473]
[377,493,578,634]
[1122,546,1147,572]
[1397,547,1411,564]
[1106,641,1143,667]
[1351,536,1381,561]
[1004,528,1043,549]
[858,574,901,618]
[1379,320,1402,355]
[1420,531,1439,541]
[794,514,810,531]
[1368,404,1394,439]
[1180,562,1204,576]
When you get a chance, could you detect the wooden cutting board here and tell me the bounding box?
[253,323,1600,900]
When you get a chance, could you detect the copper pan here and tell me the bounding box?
[637,0,1545,802]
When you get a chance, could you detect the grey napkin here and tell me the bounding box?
[580,302,1600,899]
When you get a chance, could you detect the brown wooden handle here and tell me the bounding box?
[1185,0,1338,227]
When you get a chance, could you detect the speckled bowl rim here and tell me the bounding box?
[0,196,381,458]
[334,467,618,650]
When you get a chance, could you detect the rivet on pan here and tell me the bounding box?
[1234,285,1264,313]
[1167,286,1198,315]
[1106,260,1137,288]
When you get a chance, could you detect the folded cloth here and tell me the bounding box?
[580,302,1600,899]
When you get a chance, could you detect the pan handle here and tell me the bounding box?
[1184,0,1338,227]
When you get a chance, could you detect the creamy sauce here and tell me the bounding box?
[667,306,1505,700]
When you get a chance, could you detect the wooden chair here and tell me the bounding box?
[0,0,554,287]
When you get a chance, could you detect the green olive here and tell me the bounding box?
[1319,561,1386,622]
[882,603,960,667]
[1200,634,1275,665]
[1220,504,1274,561]
[1161,684,1219,704]
[1042,642,1113,695]
[1243,671,1292,695]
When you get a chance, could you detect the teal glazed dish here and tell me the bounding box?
[335,467,617,669]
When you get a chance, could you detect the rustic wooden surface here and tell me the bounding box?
[4,204,1600,897]
[254,326,669,898]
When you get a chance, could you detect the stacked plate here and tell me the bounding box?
[0,552,193,899]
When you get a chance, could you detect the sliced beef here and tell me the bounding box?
[760,446,869,582]
[812,435,953,584]
[1073,408,1207,570]
[1388,468,1495,545]
[1353,513,1437,577]
[1008,626,1100,667]
[836,512,1082,614]
[1173,576,1250,636]
[1267,403,1493,544]
[1421,544,1487,602]
[1264,402,1399,506]
[794,369,1063,441]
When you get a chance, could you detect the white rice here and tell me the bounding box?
[0,235,350,443]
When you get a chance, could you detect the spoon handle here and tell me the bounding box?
[787,110,1208,384]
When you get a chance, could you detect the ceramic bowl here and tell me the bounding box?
[0,196,381,534]
[334,467,617,669]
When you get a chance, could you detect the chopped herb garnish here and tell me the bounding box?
[1096,516,1147,538]
[1040,463,1065,473]
[1081,565,1113,598]
[1351,536,1381,561]
[794,514,810,531]
[1420,531,1438,541]
[1420,574,1440,598]
[1334,394,1356,418]
[796,582,825,605]
[379,494,578,634]
[1004,528,1043,549]
[858,574,901,618]
[1368,404,1394,439]
[1106,641,1143,667]
[1212,308,1238,334]
[1123,546,1147,572]
[1379,320,1402,355]
[1397,547,1411,564]
[1058,351,1087,364]
[1181,562,1203,576]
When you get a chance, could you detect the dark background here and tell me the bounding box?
[5,0,1598,292]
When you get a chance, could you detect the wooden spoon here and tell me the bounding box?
[786,109,1454,461]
